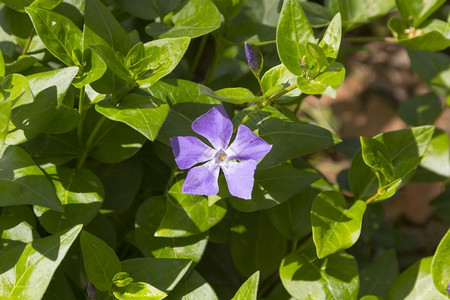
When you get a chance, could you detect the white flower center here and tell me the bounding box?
[214,149,228,165]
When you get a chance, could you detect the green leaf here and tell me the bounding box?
[268,187,318,242]
[80,230,121,291]
[156,180,227,237]
[231,211,287,279]
[1,0,33,12]
[306,42,329,67]
[301,1,333,28]
[420,129,450,178]
[0,74,34,109]
[261,64,300,102]
[42,87,79,134]
[148,79,220,144]
[233,106,342,168]
[276,0,315,75]
[90,44,134,83]
[431,229,450,295]
[398,93,443,126]
[296,62,345,97]
[115,0,181,20]
[33,166,104,233]
[199,86,263,104]
[72,47,107,88]
[121,258,192,292]
[389,257,445,299]
[167,270,218,299]
[327,0,395,31]
[0,102,10,150]
[395,0,445,27]
[29,0,63,10]
[318,13,342,59]
[388,18,450,51]
[0,50,4,77]
[279,241,359,300]
[96,94,169,141]
[83,108,146,163]
[231,271,259,300]
[4,55,37,75]
[113,281,167,300]
[113,272,134,288]
[145,0,221,38]
[311,191,366,258]
[0,145,63,211]
[6,67,78,144]
[84,0,132,55]
[212,0,244,21]
[134,196,208,262]
[0,225,82,299]
[26,7,82,66]
[229,163,321,212]
[359,249,399,298]
[360,136,394,182]
[349,126,434,201]
[133,37,190,88]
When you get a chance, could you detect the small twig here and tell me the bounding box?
[21,28,35,56]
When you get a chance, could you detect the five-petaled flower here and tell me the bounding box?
[170,105,272,199]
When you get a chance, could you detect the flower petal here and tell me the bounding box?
[170,136,215,169]
[222,160,257,199]
[183,162,220,196]
[192,105,233,150]
[227,125,272,162]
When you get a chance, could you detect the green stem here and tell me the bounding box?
[291,239,298,253]
[365,189,384,205]
[188,35,207,80]
[21,28,35,56]
[76,117,106,169]
[204,38,223,85]
[77,86,87,143]
[342,36,396,43]
[239,83,298,126]
[255,74,265,95]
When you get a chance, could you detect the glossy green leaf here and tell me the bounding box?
[29,0,63,10]
[389,256,445,299]
[33,166,104,233]
[167,270,218,299]
[276,0,315,75]
[42,87,79,134]
[396,0,445,27]
[0,145,62,211]
[398,93,443,126]
[280,241,359,300]
[156,180,227,237]
[306,42,329,67]
[261,64,300,102]
[96,94,169,141]
[6,67,78,144]
[420,129,450,178]
[268,187,318,242]
[113,281,167,300]
[84,0,132,55]
[359,249,399,298]
[349,126,434,201]
[115,0,181,20]
[229,163,321,212]
[72,47,107,88]
[26,7,82,66]
[212,0,244,20]
[4,55,36,75]
[83,108,146,163]
[199,86,263,104]
[145,0,220,38]
[113,272,134,288]
[148,79,220,144]
[0,74,34,109]
[134,37,190,88]
[80,230,121,291]
[296,62,345,97]
[1,0,33,12]
[0,50,4,77]
[231,271,259,300]
[311,191,366,258]
[301,1,333,28]
[0,225,82,299]
[388,18,450,51]
[90,44,134,83]
[134,196,208,262]
[327,0,395,31]
[233,106,342,168]
[431,229,450,295]
[318,13,342,59]
[121,258,191,292]
[231,211,287,279]
[360,136,394,182]
[0,102,10,150]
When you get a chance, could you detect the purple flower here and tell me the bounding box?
[245,42,258,71]
[447,281,450,295]
[170,105,272,199]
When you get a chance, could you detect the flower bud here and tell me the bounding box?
[244,42,259,72]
